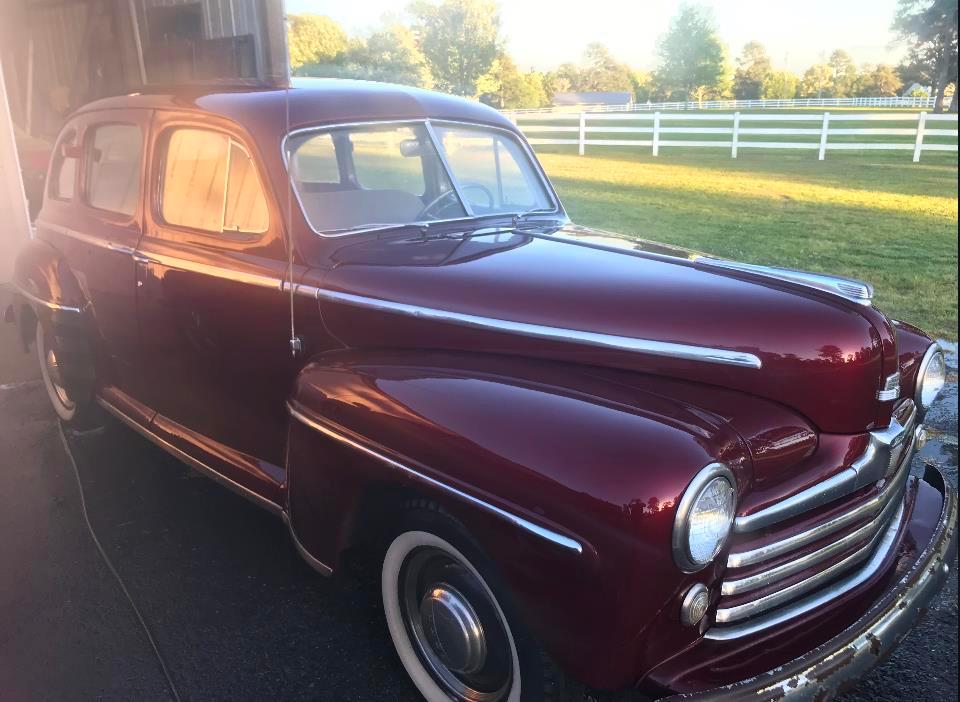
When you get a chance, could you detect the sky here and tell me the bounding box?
[284,0,909,74]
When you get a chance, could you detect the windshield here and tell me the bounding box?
[286,121,555,235]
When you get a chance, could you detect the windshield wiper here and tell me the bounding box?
[320,222,419,237]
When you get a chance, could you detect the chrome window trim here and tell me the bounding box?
[280,118,565,239]
[672,463,738,572]
[695,257,874,307]
[727,454,912,568]
[915,343,944,411]
[735,402,916,532]
[708,500,905,637]
[721,485,904,595]
[12,282,88,314]
[286,401,584,555]
[313,287,764,369]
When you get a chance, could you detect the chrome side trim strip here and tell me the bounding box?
[97,395,284,517]
[314,288,763,369]
[281,513,334,577]
[287,402,584,554]
[727,456,912,568]
[135,250,282,290]
[12,282,88,314]
[695,257,873,306]
[735,403,916,533]
[707,500,905,638]
[721,486,904,595]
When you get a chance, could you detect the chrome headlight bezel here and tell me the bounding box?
[672,463,738,573]
[915,344,946,411]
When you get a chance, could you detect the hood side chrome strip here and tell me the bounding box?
[695,257,874,307]
[314,287,763,369]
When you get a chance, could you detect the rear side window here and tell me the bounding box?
[161,128,269,235]
[49,129,78,200]
[85,124,142,216]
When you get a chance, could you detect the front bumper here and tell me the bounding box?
[664,465,957,701]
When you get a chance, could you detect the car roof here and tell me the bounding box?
[76,79,516,135]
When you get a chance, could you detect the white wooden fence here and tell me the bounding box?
[512,111,959,162]
[507,96,945,115]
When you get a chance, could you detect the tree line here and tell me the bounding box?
[288,0,959,112]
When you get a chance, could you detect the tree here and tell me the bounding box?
[856,64,903,96]
[762,70,799,99]
[579,43,635,92]
[828,49,858,96]
[477,55,550,108]
[654,4,729,101]
[893,0,959,111]
[287,14,347,72]
[409,0,502,96]
[317,25,433,87]
[799,64,836,98]
[733,41,773,100]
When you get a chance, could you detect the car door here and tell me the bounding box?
[134,113,300,502]
[37,110,149,394]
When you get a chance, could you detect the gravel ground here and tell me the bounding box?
[0,314,956,701]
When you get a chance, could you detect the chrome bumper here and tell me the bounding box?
[664,465,958,702]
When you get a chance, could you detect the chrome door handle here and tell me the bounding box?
[107,242,136,256]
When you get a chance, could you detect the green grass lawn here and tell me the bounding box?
[532,147,959,340]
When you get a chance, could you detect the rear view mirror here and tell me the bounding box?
[61,143,82,159]
[399,139,422,157]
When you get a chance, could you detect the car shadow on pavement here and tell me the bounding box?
[56,419,423,702]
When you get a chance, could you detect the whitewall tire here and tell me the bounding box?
[382,530,522,702]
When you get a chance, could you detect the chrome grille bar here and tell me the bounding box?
[707,500,906,640]
[721,487,905,595]
[727,455,913,569]
[735,402,916,533]
[715,501,904,624]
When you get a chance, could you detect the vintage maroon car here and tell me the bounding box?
[10,80,957,701]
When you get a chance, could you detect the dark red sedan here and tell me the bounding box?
[11,80,957,701]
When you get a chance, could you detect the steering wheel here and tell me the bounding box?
[460,182,495,210]
[416,189,460,221]
[416,182,496,221]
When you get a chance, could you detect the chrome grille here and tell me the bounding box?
[707,400,918,640]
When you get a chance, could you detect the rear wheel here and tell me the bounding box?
[36,322,98,427]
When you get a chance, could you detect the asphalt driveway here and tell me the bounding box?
[0,308,956,701]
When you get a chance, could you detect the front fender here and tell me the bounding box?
[285,349,749,689]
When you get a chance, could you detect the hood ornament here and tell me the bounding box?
[694,257,874,306]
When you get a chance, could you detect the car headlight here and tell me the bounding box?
[673,463,737,572]
[916,345,946,411]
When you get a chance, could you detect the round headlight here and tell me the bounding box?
[673,464,737,572]
[916,345,946,411]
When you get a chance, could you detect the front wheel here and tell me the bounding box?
[381,508,595,702]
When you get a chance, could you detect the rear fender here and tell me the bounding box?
[12,238,94,393]
[285,349,748,689]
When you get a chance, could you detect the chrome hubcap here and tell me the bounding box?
[41,333,73,409]
[400,547,513,702]
[419,584,487,675]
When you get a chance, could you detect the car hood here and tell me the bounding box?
[314,224,895,434]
